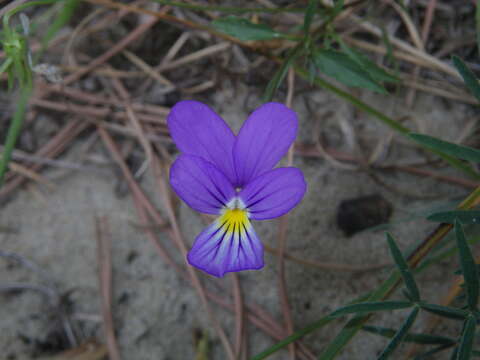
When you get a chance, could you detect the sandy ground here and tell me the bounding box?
[0,82,474,359]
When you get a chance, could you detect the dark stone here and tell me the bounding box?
[336,194,393,236]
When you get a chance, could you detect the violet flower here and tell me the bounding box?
[168,100,307,277]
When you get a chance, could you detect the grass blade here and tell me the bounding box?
[427,211,480,225]
[409,133,480,164]
[386,233,420,301]
[377,307,419,360]
[413,344,456,359]
[41,0,79,49]
[330,301,412,318]
[212,16,284,41]
[363,325,456,345]
[452,55,480,103]
[455,220,480,310]
[419,303,468,320]
[0,87,31,185]
[263,44,303,102]
[303,0,319,35]
[313,49,386,93]
[458,316,476,360]
[337,38,399,83]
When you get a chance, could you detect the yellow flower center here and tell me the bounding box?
[219,208,249,235]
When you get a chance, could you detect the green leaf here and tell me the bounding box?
[212,16,282,41]
[458,316,477,360]
[253,268,402,360]
[409,133,480,163]
[377,307,419,360]
[262,43,303,102]
[413,344,456,359]
[303,0,319,35]
[472,350,480,357]
[477,2,480,57]
[419,303,468,320]
[332,0,344,16]
[363,325,456,345]
[338,39,399,84]
[450,347,459,360]
[427,211,480,225]
[330,301,412,318]
[313,49,387,93]
[0,58,13,75]
[455,220,480,310]
[452,56,480,103]
[0,86,32,185]
[386,233,420,301]
[41,0,79,48]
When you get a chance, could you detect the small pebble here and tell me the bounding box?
[336,194,393,237]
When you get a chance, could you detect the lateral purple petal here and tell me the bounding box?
[170,154,236,214]
[233,102,298,186]
[167,100,237,185]
[239,167,306,220]
[187,218,264,277]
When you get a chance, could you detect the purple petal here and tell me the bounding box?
[170,154,236,214]
[187,212,264,277]
[167,100,237,185]
[239,167,306,220]
[233,103,298,186]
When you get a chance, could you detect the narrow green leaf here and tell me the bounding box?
[408,133,480,180]
[338,39,399,83]
[262,43,303,102]
[303,0,319,35]
[419,303,468,320]
[450,347,459,360]
[212,16,282,41]
[254,268,402,359]
[413,344,456,359]
[363,325,456,345]
[332,0,344,16]
[330,301,412,318]
[452,55,480,103]
[313,49,387,93]
[472,350,480,357]
[0,86,32,185]
[455,220,479,310]
[386,233,420,301]
[409,133,480,163]
[476,1,480,57]
[458,316,476,360]
[428,211,480,225]
[377,307,419,360]
[0,58,13,75]
[41,0,79,48]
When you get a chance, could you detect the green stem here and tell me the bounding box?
[0,86,32,186]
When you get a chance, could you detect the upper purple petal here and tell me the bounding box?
[167,100,237,185]
[170,154,236,214]
[233,103,298,187]
[239,167,306,220]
